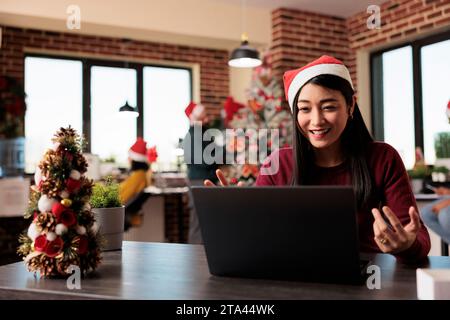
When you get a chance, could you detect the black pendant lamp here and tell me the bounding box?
[228,32,262,68]
[119,100,138,117]
[228,0,261,68]
[118,39,139,117]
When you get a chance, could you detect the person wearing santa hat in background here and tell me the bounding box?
[119,137,151,228]
[182,102,222,244]
[205,55,430,262]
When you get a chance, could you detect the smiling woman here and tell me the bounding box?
[255,55,431,261]
[208,55,431,263]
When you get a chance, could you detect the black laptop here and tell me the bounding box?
[191,186,370,284]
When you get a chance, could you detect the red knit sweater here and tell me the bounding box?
[255,141,430,261]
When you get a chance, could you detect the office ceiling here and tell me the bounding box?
[211,0,387,18]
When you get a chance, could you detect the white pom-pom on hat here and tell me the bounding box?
[46,232,57,242]
[70,170,81,180]
[76,225,87,235]
[55,223,68,236]
[27,223,40,241]
[38,195,57,213]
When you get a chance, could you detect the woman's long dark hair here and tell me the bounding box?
[291,74,374,209]
[131,160,149,171]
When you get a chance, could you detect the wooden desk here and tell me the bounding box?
[1,241,450,300]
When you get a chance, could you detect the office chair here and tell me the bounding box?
[124,191,151,231]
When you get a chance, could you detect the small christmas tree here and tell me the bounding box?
[18,127,102,277]
[223,53,293,185]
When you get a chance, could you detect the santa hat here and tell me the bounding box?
[128,137,148,162]
[283,55,354,112]
[185,102,205,121]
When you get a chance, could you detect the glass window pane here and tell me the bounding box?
[24,57,82,173]
[91,66,136,166]
[143,67,191,171]
[382,46,415,169]
[421,39,450,164]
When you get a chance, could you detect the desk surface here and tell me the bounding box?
[1,241,449,300]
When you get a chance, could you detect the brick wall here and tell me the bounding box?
[347,0,450,88]
[0,26,229,118]
[270,0,450,94]
[270,8,349,86]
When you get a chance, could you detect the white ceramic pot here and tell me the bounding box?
[410,179,423,194]
[92,206,125,251]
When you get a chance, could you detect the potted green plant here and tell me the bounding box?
[431,166,449,183]
[90,177,124,251]
[407,166,431,194]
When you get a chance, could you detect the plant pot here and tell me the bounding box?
[410,178,424,194]
[92,206,125,251]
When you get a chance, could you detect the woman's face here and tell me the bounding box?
[296,83,354,150]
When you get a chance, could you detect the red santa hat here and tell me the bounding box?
[283,55,354,112]
[185,102,205,121]
[128,137,148,162]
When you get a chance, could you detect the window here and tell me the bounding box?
[381,46,415,169]
[143,66,191,171]
[24,54,192,172]
[421,39,450,164]
[91,66,137,166]
[24,57,82,173]
[371,31,450,169]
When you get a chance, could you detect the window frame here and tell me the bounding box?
[370,30,450,154]
[24,53,193,154]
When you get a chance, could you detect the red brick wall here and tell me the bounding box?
[271,8,349,86]
[347,0,450,88]
[0,26,229,117]
[271,0,450,95]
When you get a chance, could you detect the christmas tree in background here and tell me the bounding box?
[223,53,293,185]
[18,127,102,277]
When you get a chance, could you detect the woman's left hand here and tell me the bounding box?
[371,206,420,254]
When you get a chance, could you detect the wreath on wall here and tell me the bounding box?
[0,76,27,138]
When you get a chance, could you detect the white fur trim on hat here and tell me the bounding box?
[129,150,148,162]
[287,63,354,111]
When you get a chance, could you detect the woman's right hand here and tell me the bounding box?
[204,169,244,187]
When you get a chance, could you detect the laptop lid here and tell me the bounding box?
[192,186,363,284]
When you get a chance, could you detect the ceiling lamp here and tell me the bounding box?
[119,100,138,118]
[228,0,261,68]
[228,33,262,68]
